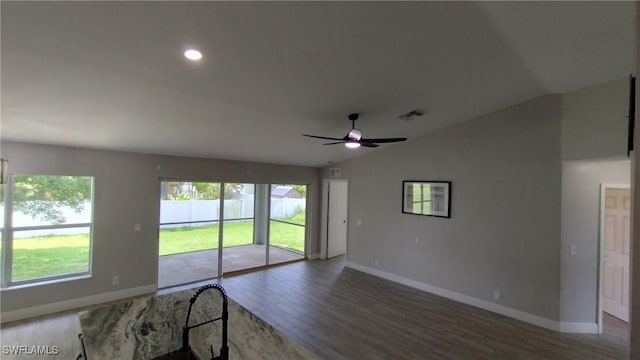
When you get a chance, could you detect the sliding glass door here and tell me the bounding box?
[157,181,308,288]
[269,184,306,265]
[158,181,221,288]
[221,183,263,273]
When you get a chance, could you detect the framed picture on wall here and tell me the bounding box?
[402,181,451,218]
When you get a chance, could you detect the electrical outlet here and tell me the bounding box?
[356,219,362,226]
[112,276,119,286]
[134,223,141,232]
[493,290,501,300]
[570,244,577,255]
[374,258,379,266]
[415,237,420,245]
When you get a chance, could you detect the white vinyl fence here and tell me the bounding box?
[160,198,305,228]
[159,199,256,229]
[269,198,306,219]
[3,202,92,239]
[4,197,306,238]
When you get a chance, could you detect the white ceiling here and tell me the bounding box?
[1,2,635,167]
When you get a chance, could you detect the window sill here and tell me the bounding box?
[1,273,92,291]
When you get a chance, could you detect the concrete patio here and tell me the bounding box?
[158,244,304,288]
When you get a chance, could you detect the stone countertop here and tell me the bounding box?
[78,286,317,360]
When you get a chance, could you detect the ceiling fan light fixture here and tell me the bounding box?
[345,141,360,149]
[348,128,362,141]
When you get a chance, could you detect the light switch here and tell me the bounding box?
[134,223,141,232]
[356,219,362,226]
[570,244,577,255]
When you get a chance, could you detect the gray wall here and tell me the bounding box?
[325,94,563,320]
[322,78,631,324]
[559,159,630,323]
[558,77,632,326]
[0,142,320,313]
[562,79,629,161]
[0,79,633,330]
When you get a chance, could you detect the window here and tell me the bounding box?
[1,175,94,287]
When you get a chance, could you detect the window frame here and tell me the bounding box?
[1,174,95,288]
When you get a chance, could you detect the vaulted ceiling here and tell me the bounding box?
[1,2,635,167]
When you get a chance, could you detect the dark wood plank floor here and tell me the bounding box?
[0,257,630,360]
[603,312,630,340]
[216,256,629,360]
[0,311,82,360]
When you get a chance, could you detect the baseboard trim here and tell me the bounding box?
[345,262,596,334]
[308,253,320,260]
[0,284,157,324]
[558,321,599,333]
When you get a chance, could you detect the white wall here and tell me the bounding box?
[0,142,320,319]
[325,94,563,321]
[559,159,630,324]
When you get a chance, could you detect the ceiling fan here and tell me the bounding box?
[303,113,407,148]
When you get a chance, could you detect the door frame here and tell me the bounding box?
[320,179,349,259]
[598,183,631,333]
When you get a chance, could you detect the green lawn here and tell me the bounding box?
[159,217,305,255]
[279,212,305,225]
[8,214,306,281]
[269,221,305,252]
[11,234,90,282]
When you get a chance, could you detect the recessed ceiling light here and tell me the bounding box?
[184,49,202,61]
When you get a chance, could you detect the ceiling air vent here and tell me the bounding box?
[398,109,425,122]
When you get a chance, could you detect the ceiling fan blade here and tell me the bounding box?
[361,137,407,143]
[304,114,406,148]
[303,134,345,141]
[359,141,379,148]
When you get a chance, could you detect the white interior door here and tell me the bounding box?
[602,187,631,322]
[327,181,348,258]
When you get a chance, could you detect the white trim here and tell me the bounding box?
[320,179,329,259]
[0,284,156,324]
[304,184,312,260]
[601,183,631,190]
[558,322,599,333]
[322,179,349,260]
[345,261,597,334]
[4,274,91,290]
[598,183,631,333]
